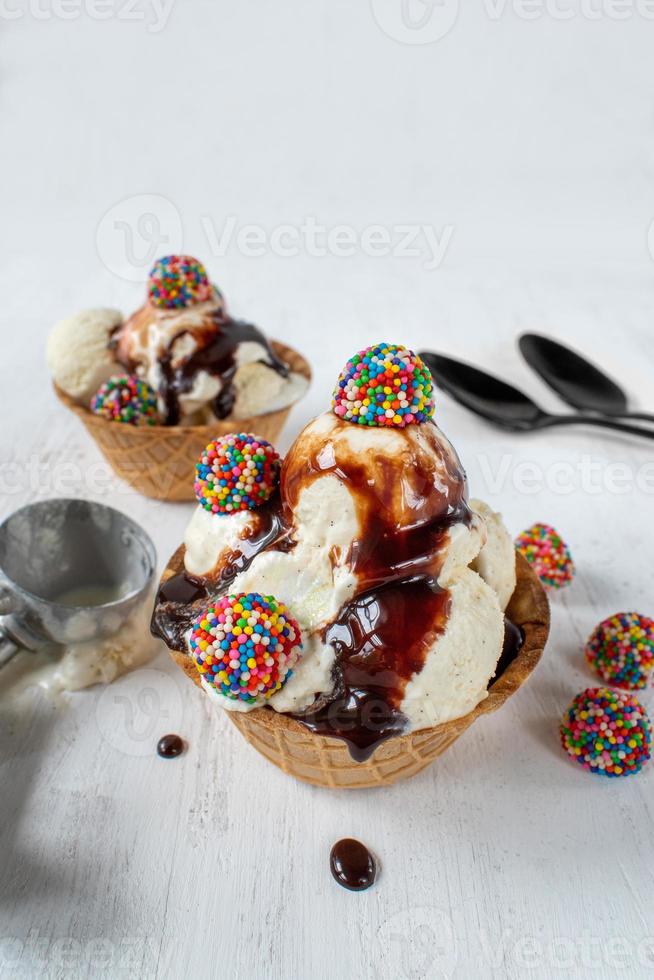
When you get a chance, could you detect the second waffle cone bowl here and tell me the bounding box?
[54,341,311,502]
[161,550,549,789]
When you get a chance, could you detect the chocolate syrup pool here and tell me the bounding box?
[151,418,522,763]
[330,839,377,891]
[157,734,184,758]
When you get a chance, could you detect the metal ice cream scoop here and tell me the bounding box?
[0,498,156,668]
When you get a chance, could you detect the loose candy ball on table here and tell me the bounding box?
[148,254,213,309]
[190,593,302,705]
[90,375,159,426]
[585,612,654,690]
[194,434,280,514]
[515,523,575,589]
[560,687,651,777]
[332,342,434,427]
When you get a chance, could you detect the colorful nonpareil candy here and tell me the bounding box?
[190,593,302,705]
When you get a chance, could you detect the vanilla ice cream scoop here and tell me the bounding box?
[47,308,121,401]
[152,343,517,760]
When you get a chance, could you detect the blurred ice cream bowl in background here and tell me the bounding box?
[48,255,311,500]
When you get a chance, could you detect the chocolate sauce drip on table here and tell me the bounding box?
[157,734,184,758]
[118,311,288,426]
[288,425,472,761]
[330,839,377,891]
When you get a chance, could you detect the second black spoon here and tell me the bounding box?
[519,333,654,424]
[419,351,654,440]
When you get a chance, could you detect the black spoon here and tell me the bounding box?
[519,333,654,424]
[419,351,654,440]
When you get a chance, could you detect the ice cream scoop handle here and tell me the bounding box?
[0,586,14,616]
[0,633,20,668]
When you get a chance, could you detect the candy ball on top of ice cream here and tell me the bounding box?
[515,522,574,589]
[560,687,651,777]
[332,343,434,427]
[585,612,654,690]
[194,434,281,514]
[91,375,159,426]
[147,254,214,309]
[189,593,302,705]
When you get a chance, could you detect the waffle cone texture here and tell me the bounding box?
[162,550,550,789]
[54,341,311,502]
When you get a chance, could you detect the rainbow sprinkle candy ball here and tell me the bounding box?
[585,612,654,690]
[190,593,302,705]
[148,254,213,309]
[90,375,159,426]
[560,687,651,777]
[332,343,434,427]
[515,523,574,589]
[194,434,280,514]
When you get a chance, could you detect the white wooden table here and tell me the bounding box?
[2,5,654,978]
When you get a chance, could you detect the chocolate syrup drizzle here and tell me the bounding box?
[282,425,471,760]
[116,306,288,425]
[151,494,291,649]
[151,419,523,762]
[495,617,524,680]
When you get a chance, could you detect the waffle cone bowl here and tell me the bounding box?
[161,550,549,789]
[54,341,311,502]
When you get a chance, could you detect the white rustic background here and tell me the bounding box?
[1,2,654,978]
